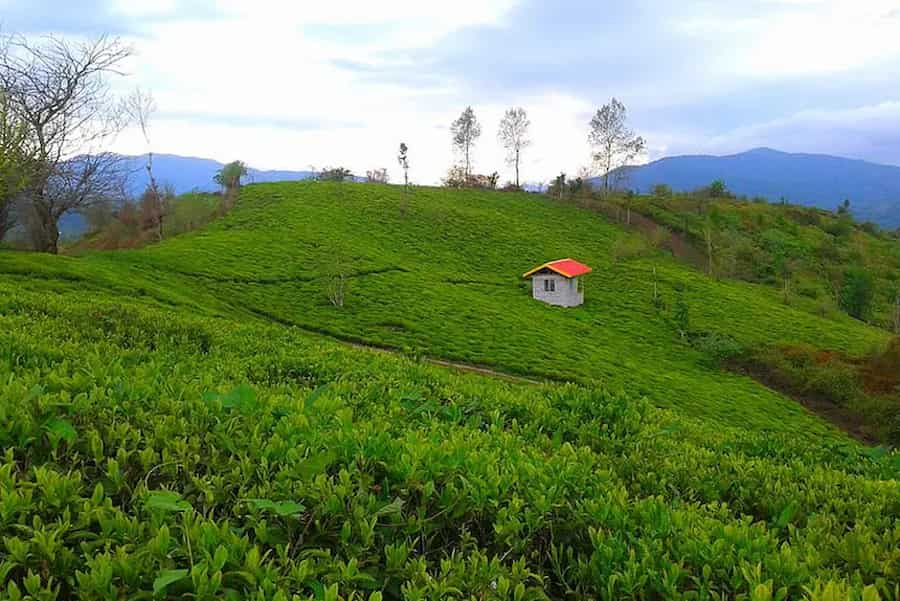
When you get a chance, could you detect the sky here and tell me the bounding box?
[3,0,900,185]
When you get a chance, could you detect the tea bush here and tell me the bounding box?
[0,284,898,599]
[0,182,890,439]
[1,182,898,598]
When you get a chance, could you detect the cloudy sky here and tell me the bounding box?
[3,0,900,184]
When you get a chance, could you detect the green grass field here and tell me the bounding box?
[3,182,889,437]
[1,182,898,599]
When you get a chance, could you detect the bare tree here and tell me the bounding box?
[0,91,29,240]
[703,217,715,278]
[317,166,353,182]
[0,33,132,253]
[326,267,348,308]
[497,107,530,188]
[125,88,166,240]
[588,98,645,193]
[366,168,389,183]
[397,142,409,189]
[450,106,481,179]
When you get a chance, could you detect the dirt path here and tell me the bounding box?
[728,361,879,445]
[234,301,544,385]
[344,341,544,385]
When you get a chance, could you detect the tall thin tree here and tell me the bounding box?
[497,107,531,189]
[397,142,409,189]
[126,88,166,240]
[892,286,900,335]
[588,98,645,193]
[450,106,481,179]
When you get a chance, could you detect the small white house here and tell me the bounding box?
[522,258,592,307]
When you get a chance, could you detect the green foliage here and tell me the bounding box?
[741,343,900,445]
[2,181,890,436]
[841,266,875,321]
[672,287,690,339]
[214,160,248,193]
[651,183,672,198]
[0,91,31,237]
[603,191,900,329]
[708,179,728,198]
[691,332,744,367]
[153,569,189,596]
[0,283,897,599]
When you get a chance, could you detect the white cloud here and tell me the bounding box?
[99,0,900,183]
[674,0,900,80]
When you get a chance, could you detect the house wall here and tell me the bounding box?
[531,274,584,307]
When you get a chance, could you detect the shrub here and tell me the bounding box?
[692,332,744,366]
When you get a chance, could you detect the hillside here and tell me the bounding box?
[598,190,900,331]
[2,182,899,598]
[612,148,900,227]
[3,182,894,437]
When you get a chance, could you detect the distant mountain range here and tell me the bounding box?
[120,154,315,196]
[605,148,900,227]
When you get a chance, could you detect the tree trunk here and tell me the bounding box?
[42,212,60,254]
[893,293,900,334]
[28,192,60,254]
[37,213,59,254]
[515,149,520,188]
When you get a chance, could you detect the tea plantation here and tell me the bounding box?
[1,182,898,599]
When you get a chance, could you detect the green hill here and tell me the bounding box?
[6,182,891,435]
[599,189,900,329]
[1,182,898,599]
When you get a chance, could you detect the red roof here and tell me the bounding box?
[523,258,592,279]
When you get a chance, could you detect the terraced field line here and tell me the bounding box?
[234,300,544,385]
[344,341,544,385]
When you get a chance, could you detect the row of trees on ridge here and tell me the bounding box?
[443,99,645,192]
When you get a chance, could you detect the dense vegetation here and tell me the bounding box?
[2,181,898,598]
[67,193,223,252]
[580,188,900,442]
[2,278,899,600]
[601,188,900,330]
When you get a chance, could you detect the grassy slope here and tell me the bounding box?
[2,183,899,598]
[610,192,900,327]
[1,182,889,440]
[2,281,899,599]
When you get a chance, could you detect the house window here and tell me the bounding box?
[544,279,556,292]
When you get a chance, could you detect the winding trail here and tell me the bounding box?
[344,341,543,385]
[234,300,544,385]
